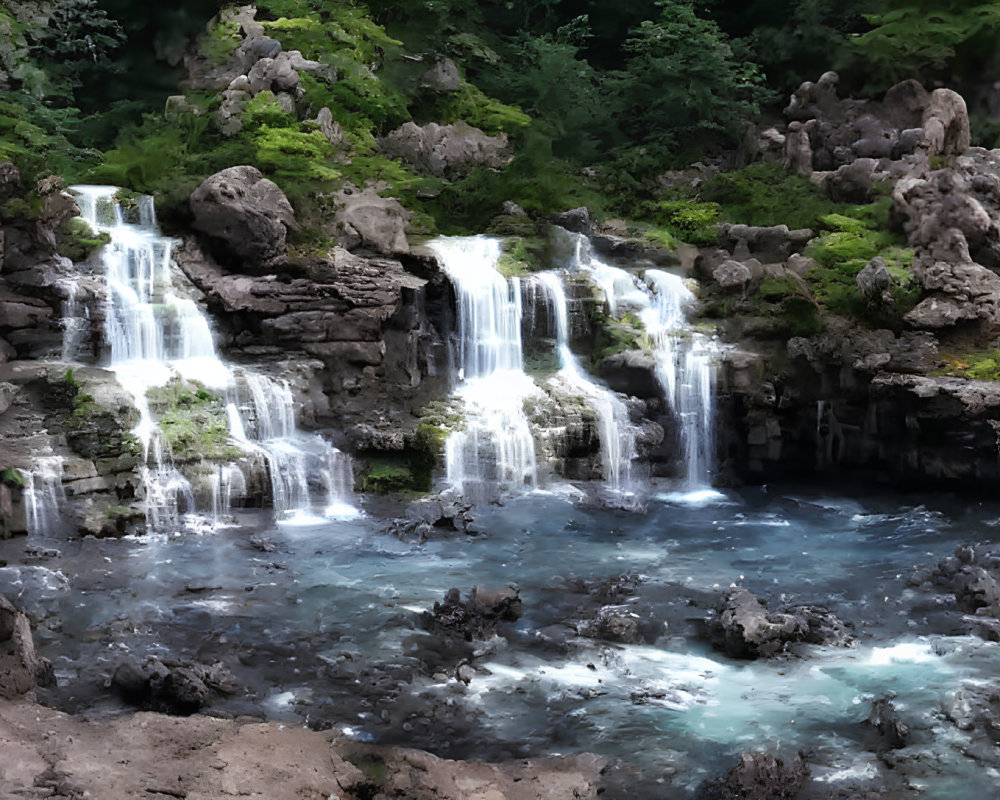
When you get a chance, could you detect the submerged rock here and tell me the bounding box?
[424,586,523,641]
[866,697,909,750]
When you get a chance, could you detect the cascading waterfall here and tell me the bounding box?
[70,186,355,528]
[429,236,539,504]
[642,270,716,487]
[23,456,66,536]
[529,272,642,504]
[558,229,716,487]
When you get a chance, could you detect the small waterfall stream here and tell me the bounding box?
[70,186,355,528]
[557,229,716,487]
[429,236,540,504]
[23,455,66,536]
[530,271,642,504]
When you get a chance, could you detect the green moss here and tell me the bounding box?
[361,460,416,494]
[414,81,531,136]
[55,216,110,261]
[591,307,645,363]
[1,467,25,488]
[497,237,546,277]
[938,350,1000,381]
[147,382,241,463]
[199,17,242,68]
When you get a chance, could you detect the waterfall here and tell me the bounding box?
[23,457,66,536]
[558,229,716,488]
[429,236,540,504]
[70,186,355,528]
[530,271,643,505]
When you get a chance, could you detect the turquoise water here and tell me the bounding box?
[3,485,1000,797]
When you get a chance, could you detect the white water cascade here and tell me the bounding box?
[70,186,355,528]
[529,272,642,504]
[23,456,66,536]
[429,236,540,504]
[558,229,716,487]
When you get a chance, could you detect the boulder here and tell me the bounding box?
[922,88,970,157]
[421,57,461,91]
[378,120,511,177]
[189,166,297,272]
[0,161,22,199]
[553,207,592,235]
[110,656,238,715]
[856,255,893,306]
[0,593,55,698]
[698,752,807,800]
[331,183,411,254]
[706,586,851,658]
[713,259,752,290]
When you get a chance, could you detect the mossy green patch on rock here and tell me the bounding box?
[497,236,547,277]
[591,307,645,363]
[938,349,1000,381]
[55,216,110,262]
[147,381,242,463]
[1,468,25,488]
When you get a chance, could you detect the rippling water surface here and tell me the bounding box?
[4,485,1000,797]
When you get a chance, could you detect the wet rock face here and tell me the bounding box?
[706,586,851,659]
[866,697,909,750]
[0,593,55,699]
[424,586,524,641]
[910,545,1000,639]
[189,166,298,272]
[698,752,807,800]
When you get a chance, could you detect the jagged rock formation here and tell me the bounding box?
[379,120,512,178]
[0,593,54,699]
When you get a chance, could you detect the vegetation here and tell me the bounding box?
[1,467,26,488]
[938,349,1000,381]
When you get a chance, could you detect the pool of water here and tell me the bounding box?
[3,484,1000,797]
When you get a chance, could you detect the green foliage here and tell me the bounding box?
[360,460,417,494]
[1,467,26,488]
[656,200,721,245]
[701,162,835,230]
[415,81,531,135]
[0,94,100,182]
[851,2,1000,85]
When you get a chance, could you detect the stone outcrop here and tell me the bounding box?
[330,182,412,254]
[706,587,851,658]
[379,120,512,178]
[110,656,239,715]
[189,166,298,272]
[0,593,54,699]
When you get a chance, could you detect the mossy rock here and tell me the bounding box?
[938,349,1000,381]
[497,236,548,277]
[55,216,111,262]
[591,307,645,363]
[360,459,417,494]
[147,381,242,463]
[1,468,25,488]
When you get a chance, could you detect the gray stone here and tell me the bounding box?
[0,593,55,698]
[379,120,511,178]
[713,259,752,290]
[189,166,298,272]
[421,57,461,91]
[923,88,970,156]
[857,256,893,306]
[331,183,411,254]
[553,207,592,235]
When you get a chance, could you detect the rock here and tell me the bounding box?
[866,697,909,750]
[110,656,238,715]
[424,586,523,641]
[717,224,812,263]
[706,586,850,658]
[421,57,461,91]
[574,605,642,644]
[827,157,877,203]
[331,183,411,254]
[0,381,17,415]
[553,207,592,235]
[378,121,512,177]
[713,259,752,290]
[0,161,21,199]
[237,35,282,71]
[698,752,807,800]
[923,88,970,156]
[313,107,350,155]
[0,593,55,698]
[189,166,297,272]
[857,255,893,306]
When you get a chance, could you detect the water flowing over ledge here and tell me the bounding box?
[66,186,356,530]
